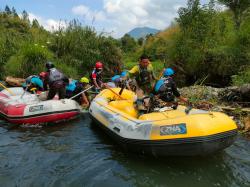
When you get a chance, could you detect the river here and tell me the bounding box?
[0,113,249,187]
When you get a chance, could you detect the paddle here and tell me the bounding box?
[119,80,126,95]
[20,85,29,99]
[103,83,125,100]
[69,85,94,100]
[0,82,15,96]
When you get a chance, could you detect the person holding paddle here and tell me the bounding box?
[66,77,91,108]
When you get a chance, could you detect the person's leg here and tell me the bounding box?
[58,87,66,99]
[47,88,57,100]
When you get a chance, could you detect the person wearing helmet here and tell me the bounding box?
[45,61,69,100]
[154,68,188,108]
[23,75,44,93]
[111,75,121,87]
[126,54,156,95]
[66,77,91,108]
[90,61,103,91]
[111,71,131,90]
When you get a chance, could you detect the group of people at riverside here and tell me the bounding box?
[23,54,188,115]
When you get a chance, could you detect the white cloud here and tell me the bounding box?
[29,0,212,38]
[72,5,90,16]
[101,0,187,38]
[72,5,106,22]
[28,13,66,31]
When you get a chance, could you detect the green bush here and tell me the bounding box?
[232,66,250,86]
[4,43,53,78]
[54,60,79,79]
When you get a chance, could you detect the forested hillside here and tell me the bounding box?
[120,0,250,87]
[1,0,249,87]
[0,6,122,80]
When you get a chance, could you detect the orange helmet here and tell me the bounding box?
[95,61,103,69]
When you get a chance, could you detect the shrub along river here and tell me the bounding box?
[0,113,249,187]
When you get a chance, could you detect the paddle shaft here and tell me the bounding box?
[0,82,15,96]
[20,86,29,99]
[69,85,94,100]
[104,83,125,100]
[119,81,126,95]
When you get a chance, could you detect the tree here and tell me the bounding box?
[21,10,29,22]
[11,7,18,17]
[32,19,40,28]
[218,0,250,29]
[120,34,138,53]
[5,5,11,15]
[137,37,144,46]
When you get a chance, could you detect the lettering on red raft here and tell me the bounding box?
[29,105,44,112]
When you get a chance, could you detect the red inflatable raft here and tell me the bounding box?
[0,87,81,125]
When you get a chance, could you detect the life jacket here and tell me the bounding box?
[48,68,65,84]
[25,75,44,91]
[66,80,77,92]
[136,65,151,85]
[26,75,39,84]
[156,77,174,102]
[90,69,102,86]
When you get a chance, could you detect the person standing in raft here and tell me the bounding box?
[124,54,157,114]
[126,54,156,95]
[90,61,103,92]
[66,77,91,108]
[154,68,188,109]
[45,61,69,100]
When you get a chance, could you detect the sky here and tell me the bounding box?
[0,0,212,38]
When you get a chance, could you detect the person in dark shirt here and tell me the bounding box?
[154,68,188,105]
[45,61,69,100]
[66,77,91,108]
[90,61,103,91]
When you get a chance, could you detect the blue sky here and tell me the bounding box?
[0,0,214,38]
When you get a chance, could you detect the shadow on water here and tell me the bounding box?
[0,115,249,187]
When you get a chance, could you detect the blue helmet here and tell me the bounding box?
[111,75,120,82]
[163,68,174,77]
[120,71,127,77]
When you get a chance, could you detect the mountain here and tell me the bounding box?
[127,27,160,39]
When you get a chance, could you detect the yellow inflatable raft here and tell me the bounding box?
[89,88,238,156]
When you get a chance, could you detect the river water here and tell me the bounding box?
[0,114,249,187]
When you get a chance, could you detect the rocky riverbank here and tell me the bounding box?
[180,84,250,135]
